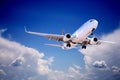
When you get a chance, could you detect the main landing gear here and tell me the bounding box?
[91,28,95,35]
[82,45,86,49]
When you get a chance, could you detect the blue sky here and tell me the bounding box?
[0,0,120,73]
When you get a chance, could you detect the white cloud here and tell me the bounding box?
[0,69,6,76]
[0,27,120,80]
[37,57,54,75]
[48,65,87,80]
[112,66,120,73]
[79,28,120,80]
[93,60,109,70]
[0,29,86,80]
[0,36,53,79]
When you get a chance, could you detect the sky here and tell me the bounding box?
[0,0,120,80]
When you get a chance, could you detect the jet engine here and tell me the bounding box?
[63,33,71,42]
[62,43,72,50]
[89,37,98,45]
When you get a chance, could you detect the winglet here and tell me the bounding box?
[24,26,28,33]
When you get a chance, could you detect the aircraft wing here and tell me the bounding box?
[25,27,64,41]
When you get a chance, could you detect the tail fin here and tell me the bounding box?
[62,29,65,35]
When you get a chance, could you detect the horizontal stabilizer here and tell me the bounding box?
[100,40,116,44]
[45,44,63,47]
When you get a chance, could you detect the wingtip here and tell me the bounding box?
[24,26,28,33]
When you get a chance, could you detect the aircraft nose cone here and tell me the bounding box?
[89,19,98,26]
[93,19,98,24]
[89,19,98,23]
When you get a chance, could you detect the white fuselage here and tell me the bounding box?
[63,19,98,49]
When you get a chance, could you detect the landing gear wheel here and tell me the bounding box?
[67,43,71,47]
[82,46,86,49]
[91,33,93,35]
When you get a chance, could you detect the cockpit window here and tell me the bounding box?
[89,19,94,22]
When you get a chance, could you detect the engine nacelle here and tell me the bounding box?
[63,33,71,42]
[62,43,72,50]
[89,37,98,45]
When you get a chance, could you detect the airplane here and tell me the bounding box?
[25,19,115,50]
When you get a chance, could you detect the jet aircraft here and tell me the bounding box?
[25,19,115,50]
